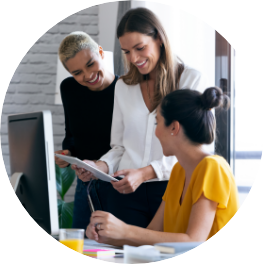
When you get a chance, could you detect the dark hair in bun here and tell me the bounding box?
[160,87,230,144]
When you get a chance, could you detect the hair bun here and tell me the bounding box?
[200,87,230,110]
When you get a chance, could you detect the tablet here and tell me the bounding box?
[55,154,119,182]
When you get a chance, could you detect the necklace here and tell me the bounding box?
[146,77,153,105]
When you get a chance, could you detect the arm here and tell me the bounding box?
[110,165,157,194]
[54,80,74,168]
[88,194,217,246]
[125,194,217,245]
[86,201,165,247]
[60,79,76,156]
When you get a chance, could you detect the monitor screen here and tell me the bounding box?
[8,111,59,235]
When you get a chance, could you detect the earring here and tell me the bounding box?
[171,133,173,135]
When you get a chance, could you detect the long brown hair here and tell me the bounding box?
[117,7,184,109]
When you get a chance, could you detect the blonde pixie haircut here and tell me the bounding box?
[59,31,99,70]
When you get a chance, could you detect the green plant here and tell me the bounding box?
[56,164,76,228]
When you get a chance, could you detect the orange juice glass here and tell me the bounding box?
[59,229,84,253]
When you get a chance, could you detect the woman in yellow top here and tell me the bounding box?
[86,87,240,245]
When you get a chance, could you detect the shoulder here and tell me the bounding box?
[171,161,182,174]
[179,65,207,92]
[182,65,202,80]
[194,155,233,183]
[110,74,119,88]
[115,78,128,89]
[192,155,234,208]
[168,162,184,183]
[60,76,78,91]
[114,78,139,95]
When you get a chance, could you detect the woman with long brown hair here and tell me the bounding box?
[72,7,207,228]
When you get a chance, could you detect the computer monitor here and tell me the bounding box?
[8,111,59,235]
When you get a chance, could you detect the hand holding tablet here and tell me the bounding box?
[55,154,119,182]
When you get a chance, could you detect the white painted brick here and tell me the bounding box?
[4,94,13,104]
[77,6,99,15]
[52,115,65,124]
[53,124,64,135]
[21,55,29,64]
[27,54,57,64]
[16,63,57,74]
[53,135,65,145]
[45,95,56,105]
[16,84,41,93]
[3,155,10,165]
[4,165,10,176]
[58,24,80,34]
[18,73,37,83]
[30,95,46,104]
[1,124,8,134]
[29,44,59,54]
[77,15,98,25]
[6,84,16,93]
[54,144,63,152]
[81,25,98,35]
[10,74,20,84]
[38,64,57,74]
[37,33,67,44]
[1,145,9,155]
[42,85,56,95]
[60,14,79,24]
[36,74,55,84]
[2,105,34,115]
[48,24,60,34]
[57,24,83,34]
[1,115,8,124]
[16,64,38,74]
[30,104,64,115]
[12,94,29,104]
[0,135,8,144]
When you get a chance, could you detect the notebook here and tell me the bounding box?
[83,249,115,257]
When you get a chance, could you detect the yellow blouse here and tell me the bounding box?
[162,155,240,239]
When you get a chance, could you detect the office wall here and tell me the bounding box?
[98,1,119,53]
[1,5,99,202]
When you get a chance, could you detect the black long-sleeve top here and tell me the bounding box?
[60,75,118,161]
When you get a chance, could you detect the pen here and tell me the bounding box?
[87,193,95,212]
[87,180,98,228]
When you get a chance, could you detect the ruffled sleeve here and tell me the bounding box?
[191,158,231,209]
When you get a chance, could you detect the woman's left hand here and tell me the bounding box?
[87,211,128,240]
[111,169,145,194]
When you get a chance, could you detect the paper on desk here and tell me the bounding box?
[83,239,124,253]
[124,245,160,261]
[123,245,178,262]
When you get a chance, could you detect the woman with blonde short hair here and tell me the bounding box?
[55,31,118,230]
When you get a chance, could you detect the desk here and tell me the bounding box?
[83,239,125,263]
[83,239,175,263]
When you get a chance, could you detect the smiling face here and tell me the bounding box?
[119,32,162,76]
[65,48,106,91]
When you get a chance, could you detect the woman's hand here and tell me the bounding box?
[71,160,98,182]
[111,169,145,194]
[55,150,71,168]
[87,211,128,241]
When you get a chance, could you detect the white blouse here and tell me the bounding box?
[100,66,207,182]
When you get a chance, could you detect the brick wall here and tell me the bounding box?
[1,6,99,202]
